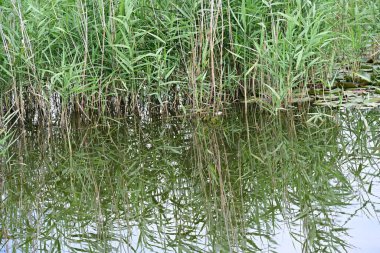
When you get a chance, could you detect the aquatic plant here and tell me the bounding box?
[0,0,379,123]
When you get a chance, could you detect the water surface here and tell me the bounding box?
[1,108,380,252]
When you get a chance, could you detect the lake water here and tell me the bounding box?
[1,108,380,252]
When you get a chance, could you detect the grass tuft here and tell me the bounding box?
[0,0,379,123]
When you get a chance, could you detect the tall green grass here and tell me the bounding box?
[0,0,379,123]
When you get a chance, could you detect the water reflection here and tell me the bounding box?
[1,109,380,252]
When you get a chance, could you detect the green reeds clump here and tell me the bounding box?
[0,0,379,123]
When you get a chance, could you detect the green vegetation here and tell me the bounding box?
[1,109,380,252]
[2,1,380,251]
[0,111,16,157]
[0,0,379,122]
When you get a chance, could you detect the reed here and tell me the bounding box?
[0,0,379,123]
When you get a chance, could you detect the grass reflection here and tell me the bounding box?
[1,109,380,252]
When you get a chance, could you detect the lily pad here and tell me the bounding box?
[314,100,340,107]
[354,72,373,84]
[314,94,341,101]
[345,72,373,85]
[290,97,315,104]
[344,89,368,97]
[360,64,373,72]
[336,82,362,89]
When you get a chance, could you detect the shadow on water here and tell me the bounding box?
[1,108,380,252]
